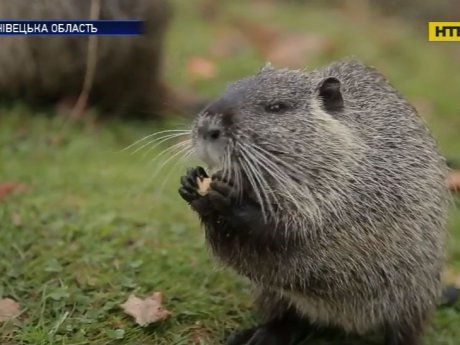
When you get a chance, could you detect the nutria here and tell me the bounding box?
[179,60,448,345]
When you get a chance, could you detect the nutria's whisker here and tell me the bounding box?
[138,132,191,157]
[149,139,192,168]
[248,143,304,212]
[249,143,298,177]
[238,144,277,221]
[154,142,193,176]
[223,146,232,183]
[235,161,244,203]
[229,158,240,200]
[122,129,191,153]
[240,144,288,222]
[238,156,268,221]
[147,141,193,192]
[157,146,195,193]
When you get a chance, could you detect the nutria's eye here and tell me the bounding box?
[265,102,289,113]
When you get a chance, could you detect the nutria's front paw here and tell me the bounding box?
[207,172,239,215]
[178,166,208,202]
[178,167,213,215]
[179,168,241,217]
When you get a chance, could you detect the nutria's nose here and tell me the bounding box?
[207,128,221,140]
[198,126,222,141]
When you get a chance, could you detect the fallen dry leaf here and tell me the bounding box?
[211,29,248,58]
[198,0,220,22]
[120,292,171,326]
[448,170,460,193]
[266,33,333,68]
[0,298,21,322]
[233,19,333,68]
[0,182,28,201]
[161,83,208,115]
[232,20,279,53]
[340,0,373,22]
[189,322,213,345]
[186,56,218,80]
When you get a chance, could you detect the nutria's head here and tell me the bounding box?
[190,65,361,221]
[187,59,447,249]
[192,65,345,168]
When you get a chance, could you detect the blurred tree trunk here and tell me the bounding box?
[0,0,171,118]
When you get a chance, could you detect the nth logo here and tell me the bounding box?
[428,22,460,41]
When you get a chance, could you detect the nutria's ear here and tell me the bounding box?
[260,62,275,73]
[318,77,344,113]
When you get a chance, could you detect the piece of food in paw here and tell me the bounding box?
[197,177,212,196]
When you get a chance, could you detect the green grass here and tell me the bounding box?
[1,1,460,344]
[0,112,254,345]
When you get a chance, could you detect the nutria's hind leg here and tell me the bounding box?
[226,315,312,345]
[384,317,426,345]
[226,289,312,345]
[384,329,421,345]
[226,328,257,345]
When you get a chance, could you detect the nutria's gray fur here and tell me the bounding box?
[179,60,448,345]
[0,0,170,116]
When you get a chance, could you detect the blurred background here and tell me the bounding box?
[1,0,460,344]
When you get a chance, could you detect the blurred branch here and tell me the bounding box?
[71,0,101,119]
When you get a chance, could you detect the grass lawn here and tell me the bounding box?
[1,1,460,344]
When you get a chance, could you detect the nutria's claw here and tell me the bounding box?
[186,166,208,187]
[179,166,218,216]
[211,170,235,186]
[208,178,239,215]
[210,180,233,198]
[178,166,207,203]
[178,186,196,203]
[207,190,231,214]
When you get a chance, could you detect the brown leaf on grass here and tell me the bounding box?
[120,292,171,326]
[189,322,213,345]
[211,30,248,58]
[0,298,21,322]
[161,83,208,115]
[186,56,218,80]
[232,20,279,53]
[198,0,220,22]
[448,170,460,193]
[266,33,333,68]
[0,182,28,201]
[233,20,333,68]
